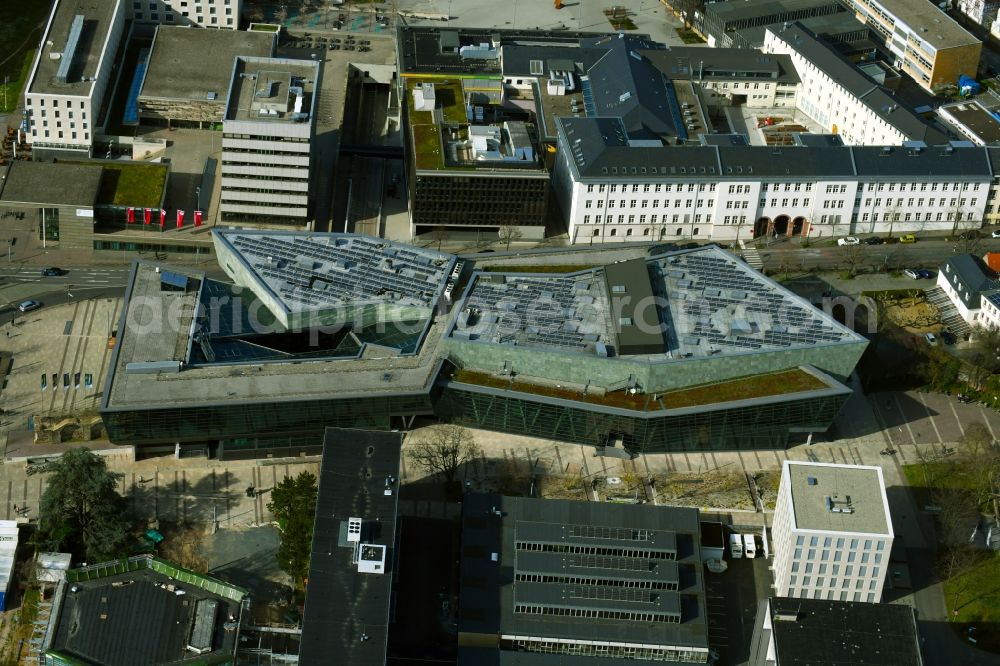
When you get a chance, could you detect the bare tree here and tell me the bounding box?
[676,0,703,28]
[407,425,481,485]
[840,242,865,277]
[274,5,288,24]
[960,421,993,458]
[430,225,448,251]
[498,224,523,251]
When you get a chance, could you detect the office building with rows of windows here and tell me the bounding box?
[219,56,319,225]
[771,461,894,603]
[458,493,710,664]
[128,0,242,30]
[25,0,126,158]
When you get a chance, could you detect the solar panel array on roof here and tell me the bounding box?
[227,234,452,313]
[453,271,613,354]
[654,249,854,356]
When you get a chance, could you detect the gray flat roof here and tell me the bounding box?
[460,494,708,651]
[706,0,841,22]
[103,261,450,410]
[766,598,922,665]
[786,461,892,535]
[29,0,120,96]
[861,0,979,49]
[300,429,401,665]
[225,56,319,123]
[139,26,274,102]
[940,101,1000,144]
[0,161,102,207]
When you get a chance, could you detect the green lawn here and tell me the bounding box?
[660,368,827,409]
[943,551,1000,652]
[59,161,170,208]
[902,461,983,508]
[411,124,443,170]
[0,0,52,113]
[450,367,828,411]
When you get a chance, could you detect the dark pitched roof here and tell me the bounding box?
[764,597,923,665]
[851,144,992,177]
[767,23,949,145]
[581,34,676,139]
[717,145,856,177]
[299,428,402,666]
[940,254,1000,309]
[558,116,994,181]
[641,47,800,84]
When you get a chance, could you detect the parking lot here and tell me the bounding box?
[704,549,772,665]
[871,389,1000,449]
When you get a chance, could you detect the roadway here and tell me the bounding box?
[756,235,1000,272]
[0,267,131,326]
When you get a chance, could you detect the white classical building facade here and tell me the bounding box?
[771,461,894,604]
[552,119,992,244]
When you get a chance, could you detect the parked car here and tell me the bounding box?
[925,332,938,345]
[730,533,743,559]
[899,234,917,243]
[992,229,1000,238]
[41,267,64,276]
[903,268,920,279]
[959,230,981,240]
[743,534,757,559]
[940,330,956,345]
[838,237,860,246]
[918,269,934,279]
[17,299,41,312]
[863,236,885,245]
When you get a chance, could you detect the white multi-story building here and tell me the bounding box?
[220,56,319,225]
[553,117,991,244]
[763,24,948,146]
[958,0,1000,27]
[771,461,894,603]
[839,0,980,91]
[936,253,1000,327]
[25,0,126,157]
[128,0,241,29]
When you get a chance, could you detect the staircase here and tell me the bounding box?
[925,286,971,337]
[738,239,763,270]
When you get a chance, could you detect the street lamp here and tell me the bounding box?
[195,186,201,211]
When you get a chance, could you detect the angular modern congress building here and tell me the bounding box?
[100,231,866,457]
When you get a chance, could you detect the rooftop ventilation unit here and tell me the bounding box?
[55,15,85,84]
[347,517,362,542]
[357,544,387,574]
[807,476,817,486]
[825,495,855,514]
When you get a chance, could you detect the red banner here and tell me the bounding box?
[176,210,185,228]
[159,208,166,228]
[194,210,203,227]
[143,208,151,225]
[126,207,135,224]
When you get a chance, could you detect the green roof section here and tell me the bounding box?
[58,160,168,209]
[64,555,248,602]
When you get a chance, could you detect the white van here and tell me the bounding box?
[729,533,743,559]
[743,534,757,559]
